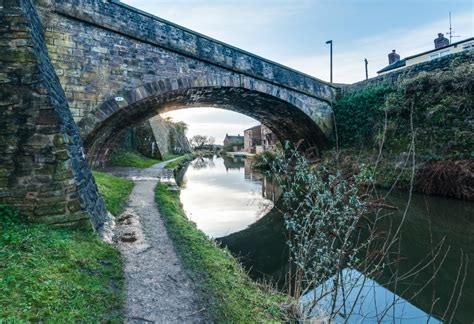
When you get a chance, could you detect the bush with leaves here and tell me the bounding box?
[334,59,473,160]
[333,85,393,147]
[260,144,373,318]
[251,150,277,173]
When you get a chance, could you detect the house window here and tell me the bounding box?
[463,43,474,51]
[439,50,451,57]
[429,53,440,60]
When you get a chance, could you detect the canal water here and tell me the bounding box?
[178,155,273,238]
[178,155,474,323]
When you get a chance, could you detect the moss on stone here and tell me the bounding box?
[0,48,36,63]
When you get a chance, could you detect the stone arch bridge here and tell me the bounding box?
[0,0,337,228]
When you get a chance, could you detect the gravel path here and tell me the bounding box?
[101,160,208,323]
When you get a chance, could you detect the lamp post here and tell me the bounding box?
[326,40,333,83]
[364,58,368,80]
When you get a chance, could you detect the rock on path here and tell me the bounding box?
[102,160,208,323]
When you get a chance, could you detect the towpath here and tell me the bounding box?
[100,159,207,323]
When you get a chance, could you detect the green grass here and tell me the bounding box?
[110,150,161,168]
[93,171,134,216]
[0,206,124,322]
[154,183,292,322]
[109,150,187,169]
[164,154,195,170]
[163,154,182,161]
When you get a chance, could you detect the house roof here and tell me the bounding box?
[377,37,474,74]
[404,37,474,61]
[244,125,261,132]
[377,58,406,73]
[224,134,244,142]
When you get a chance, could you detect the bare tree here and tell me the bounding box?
[189,135,208,149]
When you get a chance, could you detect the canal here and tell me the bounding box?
[177,155,473,323]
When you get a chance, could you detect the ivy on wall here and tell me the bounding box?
[333,59,473,161]
[333,86,393,148]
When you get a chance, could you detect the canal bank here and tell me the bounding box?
[102,157,292,322]
[157,158,293,322]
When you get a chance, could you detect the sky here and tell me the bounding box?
[123,0,473,144]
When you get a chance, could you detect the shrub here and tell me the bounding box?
[334,85,393,147]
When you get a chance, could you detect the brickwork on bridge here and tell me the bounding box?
[30,0,337,167]
[79,75,334,166]
[0,0,107,227]
[36,0,335,122]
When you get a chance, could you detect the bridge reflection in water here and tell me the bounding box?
[178,155,473,323]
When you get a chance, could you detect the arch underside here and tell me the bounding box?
[81,86,330,166]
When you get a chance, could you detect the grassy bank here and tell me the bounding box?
[93,171,134,216]
[110,150,185,169]
[154,183,292,321]
[164,154,195,170]
[110,150,160,168]
[0,206,124,322]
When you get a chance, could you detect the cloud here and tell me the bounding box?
[162,108,258,144]
[122,0,311,50]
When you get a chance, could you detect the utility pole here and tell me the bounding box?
[447,12,460,44]
[326,40,333,83]
[364,58,368,80]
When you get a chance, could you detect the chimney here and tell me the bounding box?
[388,49,400,64]
[434,33,449,49]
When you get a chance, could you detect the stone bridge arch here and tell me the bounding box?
[79,75,334,166]
[0,0,337,228]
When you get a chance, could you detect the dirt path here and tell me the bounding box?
[101,160,208,323]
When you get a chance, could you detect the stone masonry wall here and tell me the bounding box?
[116,117,191,161]
[149,116,191,157]
[342,51,474,94]
[121,123,163,160]
[32,0,335,135]
[0,0,336,225]
[0,0,108,227]
[36,0,334,122]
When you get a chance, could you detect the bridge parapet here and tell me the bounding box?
[40,0,335,102]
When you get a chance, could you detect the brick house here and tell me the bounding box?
[243,124,278,154]
[244,125,262,153]
[223,133,244,151]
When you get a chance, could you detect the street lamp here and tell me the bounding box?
[364,58,368,80]
[326,40,333,83]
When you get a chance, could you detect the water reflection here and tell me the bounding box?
[178,156,473,322]
[179,155,273,237]
[219,191,474,323]
[301,268,441,323]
